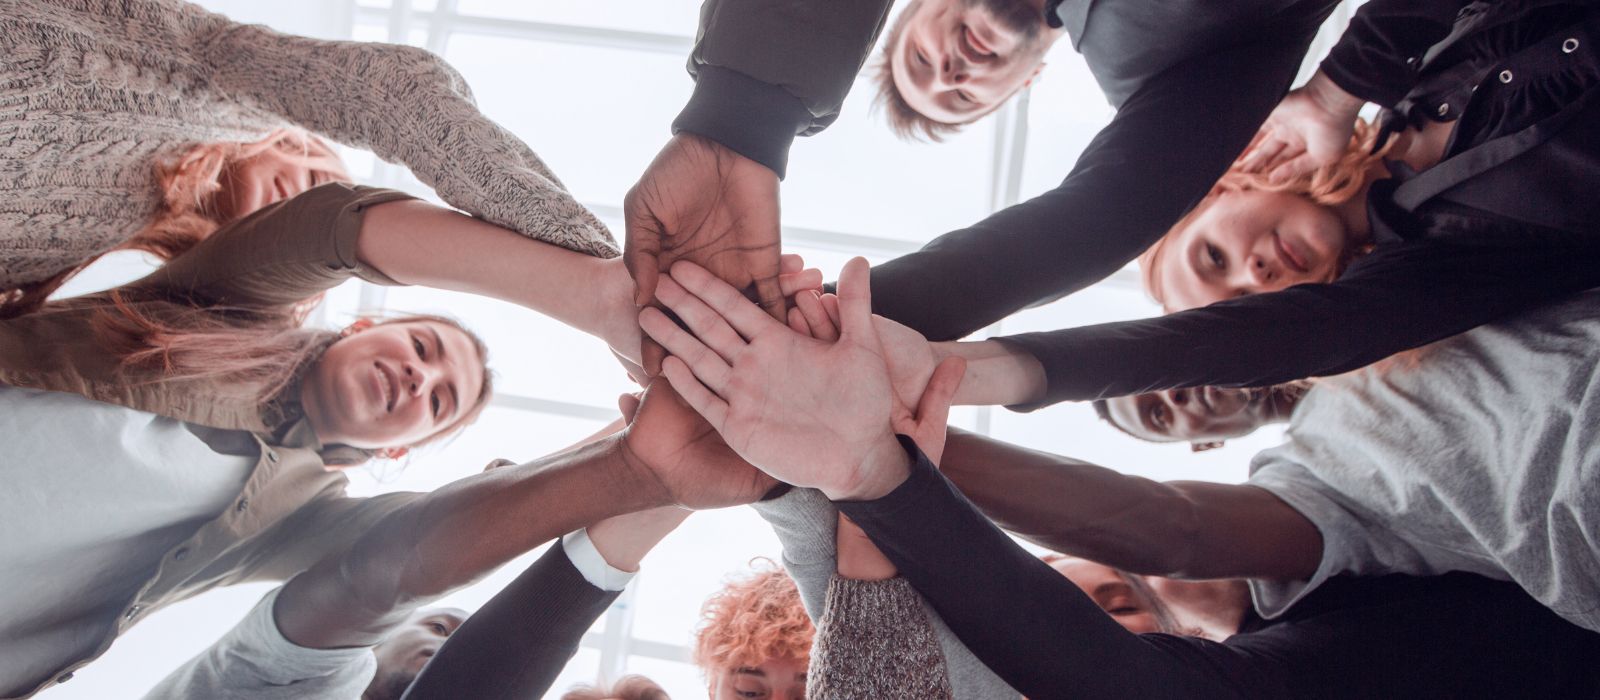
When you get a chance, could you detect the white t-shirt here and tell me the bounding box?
[1247,291,1600,632]
[0,386,254,696]
[142,587,376,700]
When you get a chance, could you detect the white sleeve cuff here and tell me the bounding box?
[562,529,636,592]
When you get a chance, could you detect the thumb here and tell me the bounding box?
[837,257,876,341]
[618,392,643,423]
[915,357,966,429]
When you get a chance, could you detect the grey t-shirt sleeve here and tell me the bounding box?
[142,587,375,700]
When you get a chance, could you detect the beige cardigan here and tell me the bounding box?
[0,0,616,290]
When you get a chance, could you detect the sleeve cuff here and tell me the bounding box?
[671,65,812,179]
[561,529,636,592]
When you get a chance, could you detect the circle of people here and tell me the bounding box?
[3,0,1597,698]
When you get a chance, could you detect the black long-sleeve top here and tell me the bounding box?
[838,442,1600,699]
[871,0,1600,405]
[401,541,618,700]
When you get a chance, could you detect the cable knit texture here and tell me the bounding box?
[809,576,956,700]
[0,0,617,289]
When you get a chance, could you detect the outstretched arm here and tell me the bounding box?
[939,428,1321,580]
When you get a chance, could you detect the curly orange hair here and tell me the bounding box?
[692,560,814,676]
[1139,118,1394,308]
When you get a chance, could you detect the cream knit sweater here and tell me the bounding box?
[0,0,617,290]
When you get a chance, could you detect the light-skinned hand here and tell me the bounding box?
[640,257,962,501]
[624,133,784,376]
[1236,71,1366,183]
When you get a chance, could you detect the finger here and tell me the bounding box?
[1268,153,1317,184]
[1239,138,1285,173]
[662,356,729,431]
[752,272,788,323]
[657,275,752,361]
[617,392,643,422]
[795,290,839,342]
[787,307,810,336]
[639,307,733,394]
[622,208,663,308]
[820,293,842,330]
[916,357,967,426]
[670,261,783,339]
[836,257,876,341]
[778,268,824,297]
[642,336,667,378]
[780,253,805,275]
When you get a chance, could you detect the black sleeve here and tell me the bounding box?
[996,231,1600,406]
[400,541,618,700]
[1318,0,1473,107]
[836,438,1284,699]
[671,0,894,178]
[868,30,1317,341]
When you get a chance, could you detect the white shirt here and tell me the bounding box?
[0,386,254,696]
[1247,291,1600,631]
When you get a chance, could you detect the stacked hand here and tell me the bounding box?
[624,133,785,376]
[639,257,964,501]
[616,377,777,510]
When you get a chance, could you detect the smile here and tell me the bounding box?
[373,362,398,413]
[964,24,995,56]
[1273,233,1309,274]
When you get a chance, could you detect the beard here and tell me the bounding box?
[964,0,1044,43]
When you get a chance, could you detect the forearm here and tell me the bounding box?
[276,435,667,648]
[940,429,1319,580]
[934,339,1047,407]
[1319,0,1474,107]
[586,505,690,572]
[356,200,628,342]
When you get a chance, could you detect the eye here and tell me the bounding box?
[1109,606,1142,616]
[1205,243,1225,269]
[428,622,448,635]
[915,49,931,67]
[412,336,427,359]
[430,392,442,418]
[956,90,976,105]
[1149,403,1169,429]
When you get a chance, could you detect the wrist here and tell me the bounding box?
[943,339,1045,406]
[823,433,912,502]
[607,435,679,511]
[1306,70,1364,117]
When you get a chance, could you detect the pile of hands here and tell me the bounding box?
[611,252,965,513]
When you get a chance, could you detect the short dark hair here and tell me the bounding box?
[872,0,967,142]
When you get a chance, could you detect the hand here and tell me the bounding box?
[624,133,783,375]
[617,378,776,510]
[785,290,942,416]
[1236,71,1365,182]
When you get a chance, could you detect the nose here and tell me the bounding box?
[939,53,970,85]
[1237,253,1280,291]
[402,361,441,396]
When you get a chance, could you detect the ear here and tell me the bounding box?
[376,446,410,460]
[341,318,376,338]
[1190,441,1225,453]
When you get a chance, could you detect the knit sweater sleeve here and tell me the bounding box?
[808,576,955,700]
[184,2,618,258]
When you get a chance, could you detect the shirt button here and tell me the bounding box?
[1437,103,1450,116]
[266,450,279,463]
[1499,69,1514,83]
[56,672,73,684]
[124,605,142,620]
[173,547,189,562]
[1405,56,1418,65]
[235,498,249,513]
[1563,38,1580,54]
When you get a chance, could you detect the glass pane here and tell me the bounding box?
[454,0,702,37]
[442,35,694,209]
[628,508,785,646]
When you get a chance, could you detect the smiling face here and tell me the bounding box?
[1103,385,1299,444]
[300,320,488,450]
[708,659,808,700]
[364,607,466,700]
[214,141,344,223]
[888,0,1058,125]
[1153,189,1353,312]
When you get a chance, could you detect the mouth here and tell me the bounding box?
[1273,233,1310,274]
[373,362,398,413]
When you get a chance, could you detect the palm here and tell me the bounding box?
[625,134,782,373]
[873,315,937,411]
[621,379,774,510]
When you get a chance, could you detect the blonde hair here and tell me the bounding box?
[1140,119,1394,307]
[692,560,814,678]
[560,676,670,700]
[0,128,350,319]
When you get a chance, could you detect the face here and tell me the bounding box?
[215,144,337,222]
[890,0,1056,124]
[1104,385,1298,443]
[301,320,487,450]
[1156,189,1352,312]
[709,658,808,700]
[365,607,466,700]
[1046,556,1166,634]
